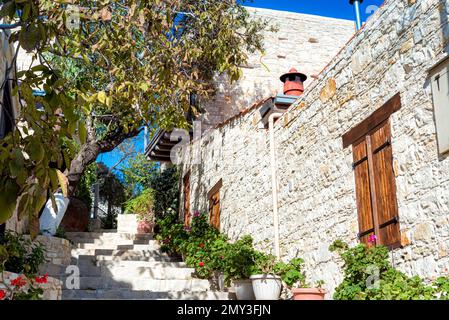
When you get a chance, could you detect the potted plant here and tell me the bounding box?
[250,252,283,300]
[277,257,326,300]
[222,235,257,300]
[123,188,155,234]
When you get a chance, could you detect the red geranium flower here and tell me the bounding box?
[35,273,49,284]
[11,276,26,288]
[199,261,205,267]
[199,243,204,248]
[0,290,6,300]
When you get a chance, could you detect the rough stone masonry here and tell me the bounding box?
[179,0,449,298]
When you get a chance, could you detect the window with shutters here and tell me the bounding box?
[343,94,402,249]
[208,180,222,231]
[429,57,449,156]
[183,172,191,226]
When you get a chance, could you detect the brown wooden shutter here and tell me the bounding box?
[351,120,401,249]
[208,179,222,231]
[183,172,191,226]
[370,121,401,248]
[352,138,375,245]
[209,192,221,230]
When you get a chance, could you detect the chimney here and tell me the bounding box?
[279,68,307,96]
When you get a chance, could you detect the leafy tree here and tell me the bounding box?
[149,166,179,218]
[121,153,159,197]
[0,0,268,235]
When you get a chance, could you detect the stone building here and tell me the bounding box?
[148,1,449,297]
[199,7,356,130]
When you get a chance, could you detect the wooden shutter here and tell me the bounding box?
[370,121,401,248]
[208,179,222,231]
[209,192,220,230]
[351,120,401,249]
[183,172,191,226]
[352,138,375,245]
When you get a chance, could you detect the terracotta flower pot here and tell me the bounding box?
[292,288,326,300]
[137,221,154,234]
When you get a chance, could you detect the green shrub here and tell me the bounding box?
[329,240,449,300]
[222,235,257,286]
[124,188,155,222]
[275,258,306,288]
[0,231,47,277]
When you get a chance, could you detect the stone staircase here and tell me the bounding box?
[47,231,231,300]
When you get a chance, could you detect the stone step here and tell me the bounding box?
[57,276,213,291]
[62,289,232,300]
[66,232,153,241]
[100,266,195,280]
[73,243,160,250]
[70,238,157,246]
[96,260,188,268]
[49,265,196,280]
[71,249,179,261]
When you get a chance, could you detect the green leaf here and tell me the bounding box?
[26,140,45,163]
[50,193,58,213]
[78,122,87,144]
[56,170,68,198]
[98,91,107,104]
[0,180,20,224]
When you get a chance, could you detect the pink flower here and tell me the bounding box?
[193,211,201,217]
[368,234,377,244]
[184,226,191,232]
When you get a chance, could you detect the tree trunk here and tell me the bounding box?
[66,127,143,197]
[67,141,102,197]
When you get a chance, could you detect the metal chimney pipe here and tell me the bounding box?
[350,0,363,31]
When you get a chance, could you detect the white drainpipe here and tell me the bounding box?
[268,112,284,260]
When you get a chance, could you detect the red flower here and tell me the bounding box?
[199,243,204,248]
[35,273,49,284]
[11,276,27,288]
[0,290,6,300]
[199,261,205,267]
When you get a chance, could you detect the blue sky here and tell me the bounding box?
[245,0,385,21]
[98,0,384,171]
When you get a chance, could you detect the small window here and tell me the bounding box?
[183,172,191,226]
[343,94,402,249]
[208,179,222,231]
[429,57,449,156]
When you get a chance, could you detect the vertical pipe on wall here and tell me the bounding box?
[350,0,363,31]
[269,112,284,260]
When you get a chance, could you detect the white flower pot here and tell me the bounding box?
[233,279,255,300]
[250,274,282,300]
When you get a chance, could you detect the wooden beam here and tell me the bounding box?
[342,93,401,148]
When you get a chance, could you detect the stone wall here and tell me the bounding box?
[200,7,355,129]
[34,235,72,266]
[180,0,449,298]
[117,214,138,234]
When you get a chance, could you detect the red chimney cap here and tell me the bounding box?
[280,68,307,83]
